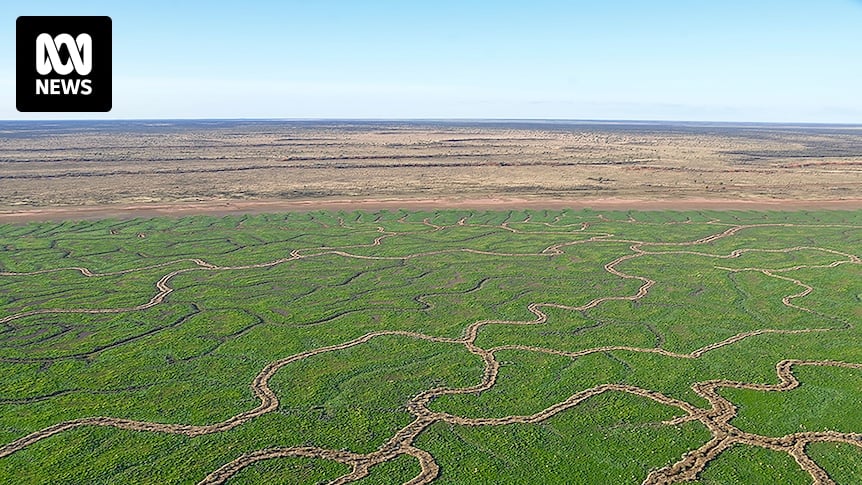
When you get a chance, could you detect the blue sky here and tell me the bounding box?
[2,0,862,122]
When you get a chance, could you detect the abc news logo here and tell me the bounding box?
[36,33,94,95]
[17,16,111,112]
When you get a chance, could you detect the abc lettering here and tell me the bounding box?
[34,33,93,96]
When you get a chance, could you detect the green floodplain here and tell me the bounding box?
[0,208,860,484]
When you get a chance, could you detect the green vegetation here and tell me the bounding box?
[0,209,860,484]
[418,392,708,484]
[696,445,810,484]
[807,442,862,483]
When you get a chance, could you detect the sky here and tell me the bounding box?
[2,0,861,122]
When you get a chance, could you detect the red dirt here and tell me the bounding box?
[2,197,862,223]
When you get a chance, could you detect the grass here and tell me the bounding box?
[0,208,860,484]
[695,444,810,484]
[724,364,862,437]
[418,392,709,484]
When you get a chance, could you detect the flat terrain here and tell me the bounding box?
[1,209,860,484]
[1,120,861,212]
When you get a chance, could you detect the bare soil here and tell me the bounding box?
[1,120,860,221]
[3,197,862,223]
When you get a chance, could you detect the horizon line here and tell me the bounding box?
[2,117,862,127]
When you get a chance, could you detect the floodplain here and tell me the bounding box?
[1,208,860,484]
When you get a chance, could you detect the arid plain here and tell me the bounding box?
[1,120,861,219]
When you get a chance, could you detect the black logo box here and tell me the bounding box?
[16,16,112,112]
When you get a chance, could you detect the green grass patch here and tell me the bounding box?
[0,209,859,483]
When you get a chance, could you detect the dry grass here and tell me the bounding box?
[1,120,860,209]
